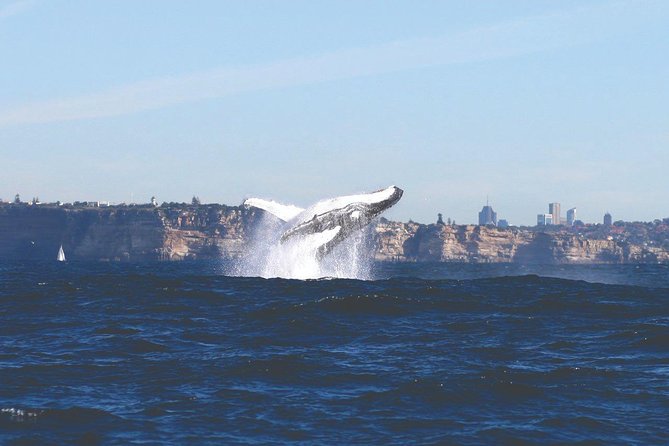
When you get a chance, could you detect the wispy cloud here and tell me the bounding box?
[0,0,662,126]
[0,0,34,20]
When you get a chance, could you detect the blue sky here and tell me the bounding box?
[1,0,667,225]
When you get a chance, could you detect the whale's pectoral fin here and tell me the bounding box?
[243,198,304,222]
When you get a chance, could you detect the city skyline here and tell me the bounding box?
[1,1,668,226]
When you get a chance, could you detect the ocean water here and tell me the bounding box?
[1,261,668,445]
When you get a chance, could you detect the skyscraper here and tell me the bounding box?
[549,202,561,225]
[566,208,576,226]
[537,214,553,226]
[478,199,497,226]
[603,212,612,226]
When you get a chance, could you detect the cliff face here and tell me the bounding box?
[159,205,256,260]
[373,220,421,262]
[0,204,260,261]
[1,205,667,263]
[373,222,669,264]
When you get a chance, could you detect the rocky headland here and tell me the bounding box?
[373,219,669,264]
[0,203,262,261]
[1,203,668,263]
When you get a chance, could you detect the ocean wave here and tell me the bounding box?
[2,262,669,445]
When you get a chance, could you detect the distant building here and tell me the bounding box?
[437,213,445,225]
[603,212,612,226]
[151,196,158,207]
[537,213,554,226]
[478,200,497,226]
[566,208,577,226]
[498,219,509,228]
[549,202,561,225]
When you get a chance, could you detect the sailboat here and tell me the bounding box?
[57,245,66,262]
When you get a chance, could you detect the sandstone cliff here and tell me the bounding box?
[372,222,669,264]
[0,204,260,261]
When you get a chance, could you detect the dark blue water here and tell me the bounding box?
[1,262,668,445]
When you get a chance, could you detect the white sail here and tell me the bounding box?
[57,245,66,262]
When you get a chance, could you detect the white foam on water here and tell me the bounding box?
[1,407,40,421]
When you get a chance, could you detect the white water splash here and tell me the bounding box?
[229,212,374,280]
[1,407,41,421]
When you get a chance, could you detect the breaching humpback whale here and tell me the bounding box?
[244,186,403,259]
